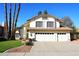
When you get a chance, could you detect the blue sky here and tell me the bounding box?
[0,3,79,28]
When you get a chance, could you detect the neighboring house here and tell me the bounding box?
[21,13,72,42]
[0,25,4,39]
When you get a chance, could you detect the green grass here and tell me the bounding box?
[0,40,22,53]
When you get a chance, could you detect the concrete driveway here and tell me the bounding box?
[1,42,79,56]
[25,42,79,56]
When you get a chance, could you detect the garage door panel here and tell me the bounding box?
[58,33,68,41]
[36,33,56,41]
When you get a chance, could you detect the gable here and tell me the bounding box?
[22,14,63,28]
[27,14,62,22]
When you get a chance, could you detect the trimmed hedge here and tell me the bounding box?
[0,38,7,41]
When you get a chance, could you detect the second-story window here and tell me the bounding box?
[36,21,43,27]
[47,21,53,27]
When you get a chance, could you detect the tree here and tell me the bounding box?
[4,3,21,40]
[72,25,76,32]
[12,4,16,39]
[43,10,48,19]
[8,4,12,39]
[63,16,73,28]
[38,11,42,15]
[44,10,48,15]
[13,3,21,40]
[63,16,77,41]
[15,3,20,29]
[4,3,8,39]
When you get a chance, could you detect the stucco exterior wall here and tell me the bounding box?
[28,32,35,39]
[30,17,60,28]
[56,22,60,28]
[23,27,27,39]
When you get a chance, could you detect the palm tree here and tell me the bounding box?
[4,3,8,39]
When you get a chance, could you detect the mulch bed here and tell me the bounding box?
[6,45,32,52]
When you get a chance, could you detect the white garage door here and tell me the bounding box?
[58,33,68,41]
[36,33,56,41]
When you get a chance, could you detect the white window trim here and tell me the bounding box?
[36,21,43,27]
[47,21,54,28]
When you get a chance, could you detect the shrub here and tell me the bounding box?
[0,38,7,41]
[26,42,33,46]
[25,39,33,46]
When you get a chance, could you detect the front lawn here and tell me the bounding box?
[0,40,22,53]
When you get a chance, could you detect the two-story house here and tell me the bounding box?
[22,13,72,42]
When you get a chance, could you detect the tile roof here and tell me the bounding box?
[29,27,72,31]
[27,14,64,23]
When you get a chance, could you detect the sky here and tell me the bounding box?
[0,3,79,28]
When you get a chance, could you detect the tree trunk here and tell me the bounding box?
[12,4,16,40]
[4,3,8,39]
[15,3,20,28]
[14,3,20,39]
[8,4,12,39]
